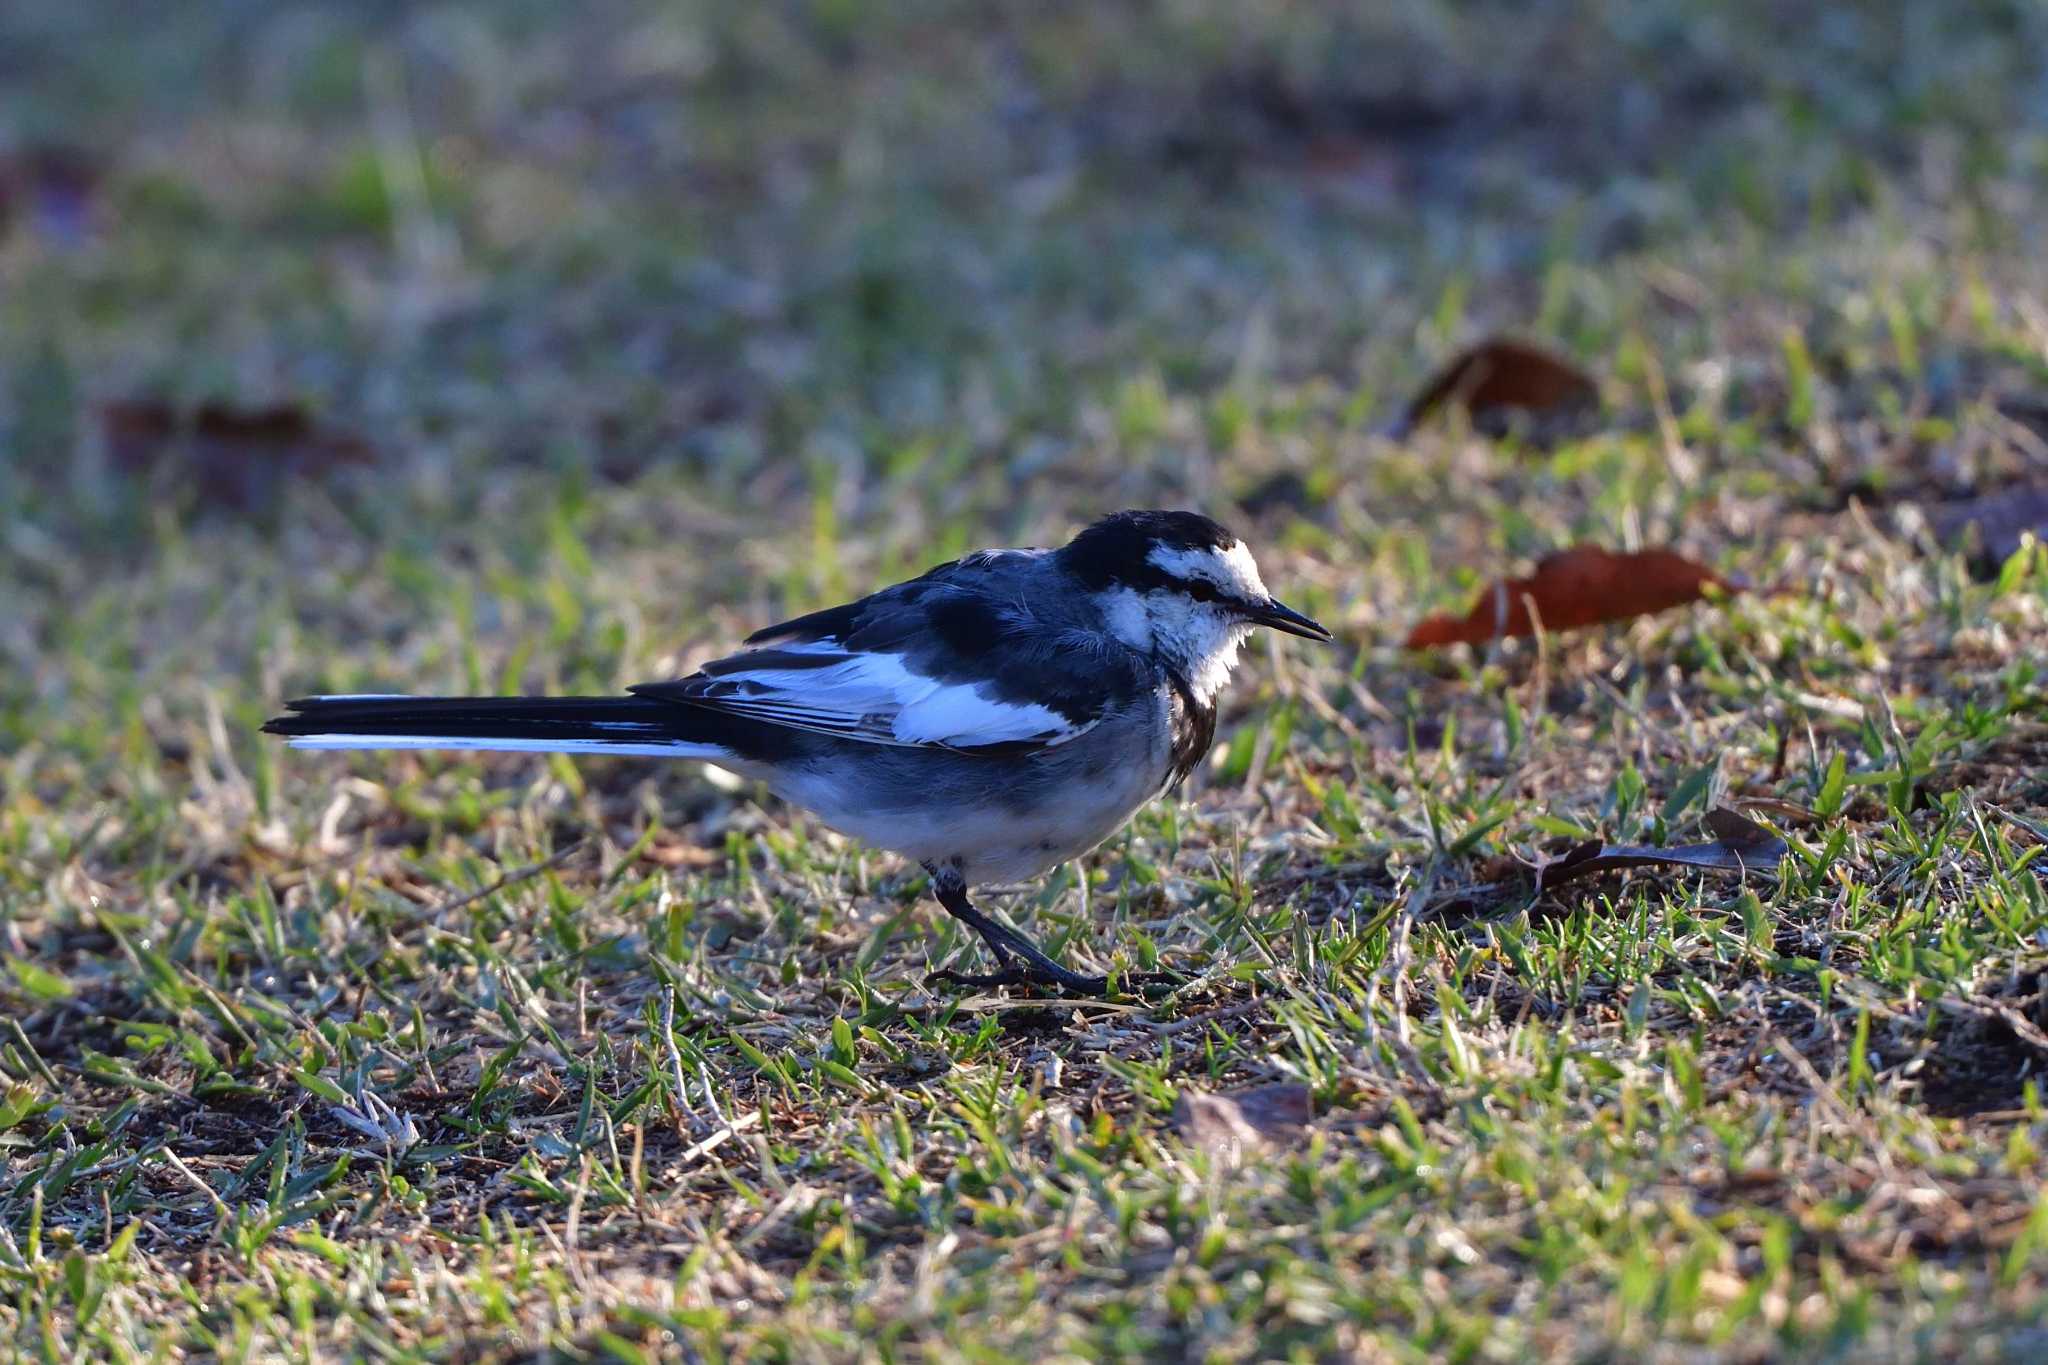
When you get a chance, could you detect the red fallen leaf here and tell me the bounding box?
[102,399,374,510]
[1405,546,1737,648]
[1386,337,1597,439]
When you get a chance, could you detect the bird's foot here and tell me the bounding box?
[921,864,1185,998]
[923,963,1185,998]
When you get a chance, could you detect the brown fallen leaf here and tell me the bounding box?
[1172,1083,1311,1165]
[1924,484,2048,575]
[1728,796,1821,827]
[1533,806,1787,893]
[1385,337,1598,439]
[1405,545,1737,649]
[102,399,375,511]
[636,834,725,869]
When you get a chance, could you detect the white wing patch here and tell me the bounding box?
[682,645,1090,752]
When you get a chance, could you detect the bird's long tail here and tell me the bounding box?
[262,695,732,759]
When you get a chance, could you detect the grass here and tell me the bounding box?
[4,1,2048,1359]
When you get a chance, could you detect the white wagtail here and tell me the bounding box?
[265,509,1331,994]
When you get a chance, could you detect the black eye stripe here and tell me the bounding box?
[1108,561,1236,603]
[1172,577,1226,603]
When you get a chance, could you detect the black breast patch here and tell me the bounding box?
[1163,667,1218,791]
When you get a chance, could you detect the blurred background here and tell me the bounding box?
[3,0,2046,739]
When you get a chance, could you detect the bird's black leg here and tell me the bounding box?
[920,862,1178,997]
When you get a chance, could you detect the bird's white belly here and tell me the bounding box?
[950,758,1164,882]
[767,739,1170,884]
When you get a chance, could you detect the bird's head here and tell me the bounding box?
[1057,510,1331,698]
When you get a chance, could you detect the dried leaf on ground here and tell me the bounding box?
[1729,796,1821,826]
[1533,806,1788,892]
[102,400,375,510]
[1386,337,1598,439]
[1172,1083,1312,1164]
[1406,546,1738,648]
[1925,484,2048,574]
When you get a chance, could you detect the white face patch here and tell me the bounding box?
[1098,570,1258,704]
[1108,538,1265,700]
[1100,587,1156,652]
[1178,616,1251,701]
[1146,540,1269,602]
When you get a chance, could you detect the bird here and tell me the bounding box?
[264,509,1331,995]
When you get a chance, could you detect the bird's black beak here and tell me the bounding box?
[1244,597,1333,641]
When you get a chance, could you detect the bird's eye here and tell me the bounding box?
[1180,579,1223,603]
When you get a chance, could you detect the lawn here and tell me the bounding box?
[4,2,2048,1360]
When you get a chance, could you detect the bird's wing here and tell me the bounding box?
[633,557,1147,756]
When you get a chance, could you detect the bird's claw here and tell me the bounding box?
[923,965,1185,999]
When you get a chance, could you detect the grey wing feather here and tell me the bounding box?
[632,554,1147,755]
